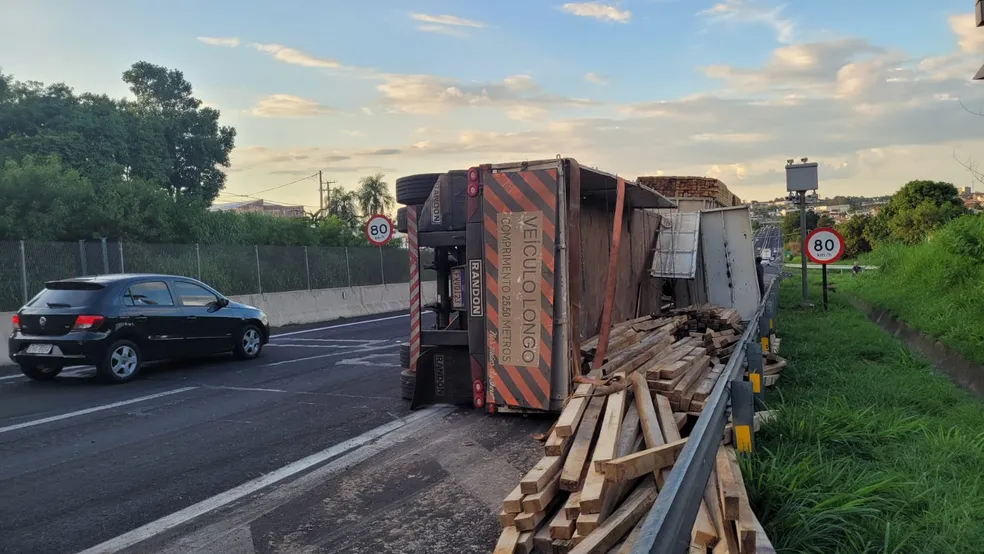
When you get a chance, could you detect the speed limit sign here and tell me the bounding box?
[364,214,394,246]
[804,227,845,264]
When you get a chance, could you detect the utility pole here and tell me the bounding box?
[785,157,819,307]
[317,171,337,218]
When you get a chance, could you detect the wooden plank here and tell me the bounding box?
[633,374,665,449]
[500,510,517,528]
[579,389,627,514]
[614,517,645,554]
[576,512,601,535]
[550,507,578,540]
[494,526,522,554]
[599,404,644,520]
[523,471,562,513]
[726,448,756,552]
[521,455,564,495]
[556,383,592,438]
[504,484,525,514]
[564,491,581,519]
[535,521,555,553]
[715,447,740,521]
[597,437,687,483]
[674,412,687,431]
[568,479,659,554]
[668,355,711,404]
[661,347,707,379]
[693,365,724,402]
[704,467,732,554]
[518,530,536,554]
[516,509,549,532]
[560,396,605,492]
[751,510,777,554]
[655,394,680,442]
[692,500,718,547]
[546,429,568,456]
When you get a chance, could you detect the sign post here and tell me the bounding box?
[804,227,845,310]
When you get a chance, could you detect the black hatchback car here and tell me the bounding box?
[8,274,270,383]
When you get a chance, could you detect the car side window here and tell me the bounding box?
[174,281,219,307]
[123,281,175,307]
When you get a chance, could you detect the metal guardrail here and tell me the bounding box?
[630,274,782,553]
[782,263,877,270]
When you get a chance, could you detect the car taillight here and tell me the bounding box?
[73,315,105,330]
[11,314,19,329]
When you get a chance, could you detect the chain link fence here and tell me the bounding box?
[0,240,436,311]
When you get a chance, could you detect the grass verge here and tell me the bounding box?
[843,215,984,366]
[744,274,984,554]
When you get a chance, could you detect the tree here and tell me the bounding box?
[818,214,836,228]
[327,188,361,231]
[122,62,236,202]
[780,209,820,244]
[874,180,967,244]
[836,214,873,257]
[356,173,394,217]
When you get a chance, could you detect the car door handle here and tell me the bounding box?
[187,316,197,320]
[135,315,148,321]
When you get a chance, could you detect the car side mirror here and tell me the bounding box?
[216,298,230,308]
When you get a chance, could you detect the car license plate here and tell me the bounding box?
[26,344,53,355]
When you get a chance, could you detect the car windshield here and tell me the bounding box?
[27,286,103,309]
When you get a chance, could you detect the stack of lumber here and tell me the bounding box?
[494,306,767,554]
[761,353,786,388]
[636,176,743,208]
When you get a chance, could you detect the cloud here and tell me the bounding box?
[197,36,240,47]
[585,72,609,85]
[249,95,336,117]
[411,13,485,37]
[411,13,485,28]
[249,43,342,68]
[372,73,597,117]
[949,13,984,53]
[698,0,795,44]
[560,2,632,23]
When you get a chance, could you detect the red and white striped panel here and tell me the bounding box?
[407,205,421,372]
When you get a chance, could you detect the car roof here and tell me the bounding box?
[49,274,201,285]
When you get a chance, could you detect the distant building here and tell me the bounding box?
[964,186,973,198]
[210,199,306,218]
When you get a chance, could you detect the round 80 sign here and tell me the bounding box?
[364,214,394,246]
[804,227,845,264]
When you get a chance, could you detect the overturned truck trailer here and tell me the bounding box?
[401,159,675,414]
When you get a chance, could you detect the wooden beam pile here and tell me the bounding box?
[636,176,743,208]
[494,306,775,554]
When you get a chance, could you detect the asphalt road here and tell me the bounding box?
[0,311,550,554]
[754,224,781,260]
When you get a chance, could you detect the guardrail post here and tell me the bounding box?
[118,241,125,273]
[746,340,764,404]
[730,380,755,453]
[344,247,352,287]
[196,243,202,280]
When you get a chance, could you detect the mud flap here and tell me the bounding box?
[410,348,473,409]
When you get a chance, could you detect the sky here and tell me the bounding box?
[2,0,984,207]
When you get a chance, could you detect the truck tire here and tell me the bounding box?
[400,368,415,400]
[399,342,410,368]
[396,207,408,233]
[396,173,442,206]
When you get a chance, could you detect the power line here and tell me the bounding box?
[244,172,319,196]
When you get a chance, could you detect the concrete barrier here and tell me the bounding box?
[0,282,435,366]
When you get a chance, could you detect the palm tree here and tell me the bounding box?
[356,173,394,217]
[327,188,360,231]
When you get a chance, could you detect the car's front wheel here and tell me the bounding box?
[96,340,142,384]
[19,363,62,381]
[234,325,264,360]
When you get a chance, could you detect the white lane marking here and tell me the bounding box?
[262,343,399,367]
[338,353,401,366]
[75,405,454,554]
[271,310,431,338]
[0,387,198,435]
[0,366,93,383]
[265,344,353,349]
[269,338,384,344]
[206,385,292,394]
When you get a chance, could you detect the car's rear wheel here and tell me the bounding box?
[19,363,62,381]
[396,173,442,206]
[96,340,142,384]
[234,325,264,360]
